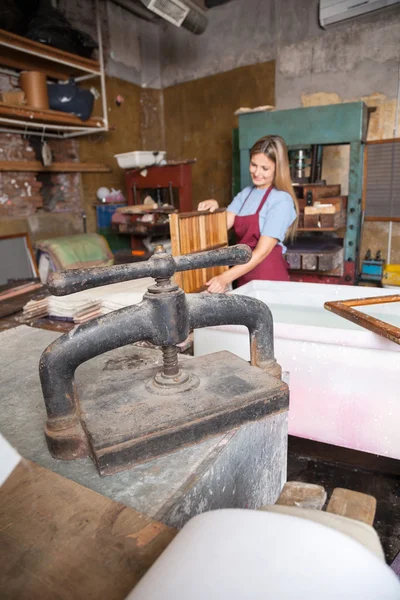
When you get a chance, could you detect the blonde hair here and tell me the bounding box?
[250,135,299,241]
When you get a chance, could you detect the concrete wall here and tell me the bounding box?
[59,0,161,88]
[159,0,400,111]
[159,0,400,263]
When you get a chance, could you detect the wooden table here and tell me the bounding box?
[0,461,176,600]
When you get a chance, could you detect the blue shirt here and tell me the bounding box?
[227,187,297,253]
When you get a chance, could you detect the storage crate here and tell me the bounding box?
[96,204,125,229]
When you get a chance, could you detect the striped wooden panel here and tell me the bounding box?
[169,210,229,293]
[365,141,400,219]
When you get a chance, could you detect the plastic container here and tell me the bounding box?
[382,264,400,287]
[194,280,400,460]
[96,204,125,228]
[114,151,166,169]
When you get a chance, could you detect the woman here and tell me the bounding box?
[198,135,299,293]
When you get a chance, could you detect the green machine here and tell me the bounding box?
[236,102,369,284]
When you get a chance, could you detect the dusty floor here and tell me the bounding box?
[287,440,400,564]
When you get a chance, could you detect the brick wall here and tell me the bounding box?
[0,72,83,221]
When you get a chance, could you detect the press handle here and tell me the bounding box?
[175,244,251,273]
[47,244,252,296]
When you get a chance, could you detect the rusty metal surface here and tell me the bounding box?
[39,245,284,475]
[82,351,288,476]
[324,294,400,345]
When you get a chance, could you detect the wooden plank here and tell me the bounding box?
[302,184,341,201]
[326,488,377,525]
[0,102,103,128]
[0,460,176,600]
[169,210,229,293]
[0,161,111,173]
[0,28,100,79]
[276,481,327,510]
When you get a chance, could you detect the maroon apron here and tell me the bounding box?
[234,186,290,287]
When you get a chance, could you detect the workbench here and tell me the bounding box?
[0,326,287,529]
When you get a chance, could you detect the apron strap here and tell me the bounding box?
[237,186,273,216]
[256,186,273,214]
[237,186,255,216]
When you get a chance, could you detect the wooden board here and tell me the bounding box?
[0,161,111,173]
[276,481,327,510]
[0,460,176,600]
[163,60,275,209]
[327,488,377,525]
[169,210,229,292]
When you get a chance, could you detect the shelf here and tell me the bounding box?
[0,28,100,80]
[0,1,107,139]
[0,161,111,173]
[0,102,103,129]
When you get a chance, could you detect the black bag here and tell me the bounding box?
[26,5,98,58]
[47,79,94,122]
[0,0,25,33]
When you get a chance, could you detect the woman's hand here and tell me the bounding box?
[206,272,230,294]
[198,199,219,212]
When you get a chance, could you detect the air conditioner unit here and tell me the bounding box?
[319,0,400,28]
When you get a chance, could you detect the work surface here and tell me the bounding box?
[0,460,175,600]
[0,326,287,528]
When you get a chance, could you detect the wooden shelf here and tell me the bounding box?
[0,102,103,129]
[0,28,100,80]
[0,161,111,173]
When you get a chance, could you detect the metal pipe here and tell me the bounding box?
[387,54,400,267]
[388,220,393,265]
[74,73,98,82]
[109,0,160,22]
[188,294,281,378]
[40,302,154,423]
[95,0,109,131]
[0,116,104,131]
[0,127,63,139]
[0,66,19,78]
[62,127,108,139]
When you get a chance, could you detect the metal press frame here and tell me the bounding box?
[238,102,369,284]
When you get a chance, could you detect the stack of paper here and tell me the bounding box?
[100,278,154,314]
[22,297,49,319]
[48,297,102,323]
[22,278,155,323]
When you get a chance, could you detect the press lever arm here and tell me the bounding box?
[47,245,252,296]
